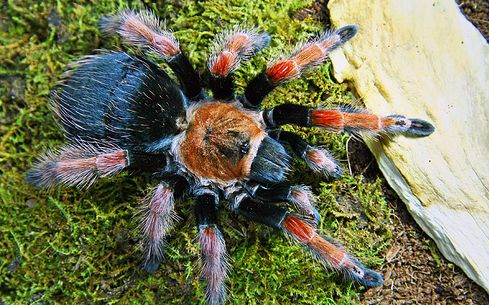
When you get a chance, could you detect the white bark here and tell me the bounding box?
[328,0,489,292]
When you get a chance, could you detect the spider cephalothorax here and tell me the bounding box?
[27,9,434,305]
[177,101,266,183]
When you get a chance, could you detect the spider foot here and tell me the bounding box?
[208,28,270,78]
[289,185,321,225]
[142,258,161,274]
[405,118,435,137]
[199,225,229,305]
[382,115,435,137]
[100,10,179,59]
[340,256,384,288]
[354,266,384,288]
[334,25,358,45]
[268,130,342,180]
[251,183,321,226]
[208,28,270,100]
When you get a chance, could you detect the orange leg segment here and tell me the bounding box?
[264,104,434,137]
[282,215,383,287]
[208,29,270,99]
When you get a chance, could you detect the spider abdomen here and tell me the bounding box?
[53,52,186,151]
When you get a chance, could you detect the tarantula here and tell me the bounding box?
[27,9,434,304]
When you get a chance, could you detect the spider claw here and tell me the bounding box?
[330,164,343,179]
[312,209,321,225]
[359,268,384,288]
[142,258,161,274]
[334,25,358,45]
[405,118,435,137]
[305,209,321,227]
[345,257,384,288]
[255,32,271,52]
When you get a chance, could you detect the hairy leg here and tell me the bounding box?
[136,176,188,273]
[236,197,383,287]
[247,182,321,225]
[208,28,270,100]
[26,141,128,189]
[195,191,229,305]
[26,140,168,189]
[101,10,203,100]
[263,104,435,137]
[241,25,357,108]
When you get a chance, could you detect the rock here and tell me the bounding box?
[328,0,489,292]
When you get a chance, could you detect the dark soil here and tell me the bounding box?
[345,0,489,304]
[458,0,489,40]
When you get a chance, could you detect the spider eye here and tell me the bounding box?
[240,141,250,155]
[212,133,251,165]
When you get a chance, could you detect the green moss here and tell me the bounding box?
[0,1,393,304]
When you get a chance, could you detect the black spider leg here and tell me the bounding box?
[268,130,342,178]
[246,182,321,226]
[207,28,270,100]
[100,10,204,101]
[239,71,275,108]
[262,104,311,127]
[126,151,168,173]
[137,175,188,273]
[235,197,384,288]
[207,47,235,102]
[208,71,235,101]
[194,190,229,305]
[167,52,204,101]
[239,25,358,108]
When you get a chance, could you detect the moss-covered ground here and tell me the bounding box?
[0,1,392,304]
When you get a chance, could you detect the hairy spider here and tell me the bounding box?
[27,9,434,305]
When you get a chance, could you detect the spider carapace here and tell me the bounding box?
[27,10,434,305]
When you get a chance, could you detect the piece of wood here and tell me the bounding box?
[328,0,489,292]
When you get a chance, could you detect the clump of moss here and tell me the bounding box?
[0,1,393,304]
